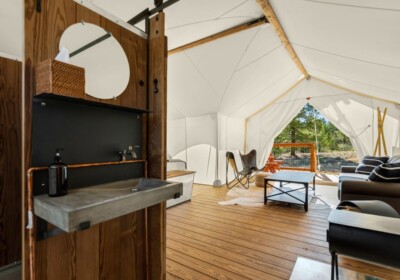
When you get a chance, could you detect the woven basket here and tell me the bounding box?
[35,59,85,98]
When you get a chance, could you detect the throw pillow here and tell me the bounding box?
[355,156,389,174]
[388,154,400,164]
[369,162,400,182]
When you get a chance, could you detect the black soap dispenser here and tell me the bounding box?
[48,149,68,197]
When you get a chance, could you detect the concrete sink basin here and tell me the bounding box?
[34,178,183,233]
[80,178,170,193]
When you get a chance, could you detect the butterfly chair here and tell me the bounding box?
[226,152,253,189]
[239,149,262,182]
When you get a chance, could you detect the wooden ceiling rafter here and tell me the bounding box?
[168,17,268,55]
[256,0,310,79]
[314,77,400,106]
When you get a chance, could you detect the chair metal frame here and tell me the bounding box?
[225,152,252,189]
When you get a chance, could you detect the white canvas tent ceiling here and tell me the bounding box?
[272,0,400,104]
[3,0,400,107]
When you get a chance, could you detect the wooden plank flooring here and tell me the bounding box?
[166,184,400,279]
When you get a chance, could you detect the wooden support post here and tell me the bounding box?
[147,12,168,280]
[373,107,388,156]
[310,143,317,173]
[256,0,309,79]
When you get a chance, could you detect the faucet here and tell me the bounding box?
[119,145,139,161]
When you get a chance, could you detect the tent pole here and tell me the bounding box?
[244,119,248,153]
[373,107,388,156]
[312,104,320,171]
[213,115,222,187]
[256,0,309,79]
[314,77,400,106]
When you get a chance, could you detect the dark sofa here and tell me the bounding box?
[339,165,400,213]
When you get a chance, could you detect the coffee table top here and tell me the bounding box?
[266,170,315,184]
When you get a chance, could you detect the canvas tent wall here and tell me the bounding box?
[246,78,400,167]
[167,113,245,185]
[168,78,400,185]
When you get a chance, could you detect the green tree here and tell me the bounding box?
[274,104,352,155]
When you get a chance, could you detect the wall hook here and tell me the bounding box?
[153,79,159,94]
[36,0,41,12]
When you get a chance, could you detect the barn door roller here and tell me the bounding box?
[127,0,180,33]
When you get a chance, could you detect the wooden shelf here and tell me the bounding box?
[167,170,196,179]
[34,93,151,114]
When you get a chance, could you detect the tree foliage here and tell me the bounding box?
[274,104,353,152]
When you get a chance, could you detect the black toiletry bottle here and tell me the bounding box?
[48,149,68,197]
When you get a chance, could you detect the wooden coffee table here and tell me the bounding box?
[264,171,315,211]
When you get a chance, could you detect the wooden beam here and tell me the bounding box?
[168,17,267,55]
[147,12,168,280]
[256,0,309,79]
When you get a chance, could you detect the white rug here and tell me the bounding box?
[290,257,382,280]
[218,185,267,207]
[218,183,338,209]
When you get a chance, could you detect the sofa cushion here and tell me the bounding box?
[369,162,400,182]
[355,156,390,174]
[339,173,369,182]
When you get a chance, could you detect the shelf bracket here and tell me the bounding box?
[36,218,65,241]
[36,217,91,241]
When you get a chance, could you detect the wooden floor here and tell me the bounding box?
[166,184,399,280]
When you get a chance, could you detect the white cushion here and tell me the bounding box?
[339,173,369,181]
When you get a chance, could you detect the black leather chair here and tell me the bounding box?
[225,152,252,189]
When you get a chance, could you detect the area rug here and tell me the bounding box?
[218,183,332,209]
[290,257,382,280]
[218,185,267,207]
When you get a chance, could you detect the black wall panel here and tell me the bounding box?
[32,97,144,194]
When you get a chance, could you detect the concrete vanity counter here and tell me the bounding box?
[34,178,183,233]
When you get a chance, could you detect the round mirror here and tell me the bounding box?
[59,23,130,99]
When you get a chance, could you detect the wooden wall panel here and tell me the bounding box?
[46,0,76,58]
[46,232,76,279]
[75,4,148,108]
[120,28,148,110]
[24,0,152,279]
[76,225,99,280]
[137,38,148,110]
[0,57,22,267]
[119,211,146,279]
[147,13,168,280]
[25,1,77,279]
[99,218,121,280]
